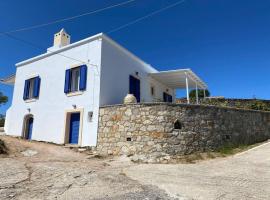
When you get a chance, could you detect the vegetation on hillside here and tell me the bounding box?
[0,115,5,127]
[0,92,8,106]
[189,89,210,99]
[0,91,8,127]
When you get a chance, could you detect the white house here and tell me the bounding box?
[1,29,207,147]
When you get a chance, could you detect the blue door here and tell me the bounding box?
[163,92,173,103]
[129,75,140,102]
[69,113,80,144]
[26,117,33,140]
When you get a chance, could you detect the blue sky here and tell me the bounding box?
[1,0,270,114]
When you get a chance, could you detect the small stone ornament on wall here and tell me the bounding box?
[123,94,137,104]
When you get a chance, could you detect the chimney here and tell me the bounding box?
[47,28,70,52]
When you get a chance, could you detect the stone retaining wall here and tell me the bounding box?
[97,103,270,156]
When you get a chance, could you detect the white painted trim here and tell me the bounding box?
[25,99,37,103]
[16,33,103,67]
[66,91,84,97]
[15,33,157,75]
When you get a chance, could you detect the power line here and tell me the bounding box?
[107,0,186,34]
[3,0,186,65]
[0,0,136,36]
[5,33,89,64]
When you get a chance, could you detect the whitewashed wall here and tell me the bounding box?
[5,39,102,146]
[5,34,176,147]
[99,37,174,106]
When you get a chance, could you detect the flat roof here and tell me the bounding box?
[149,69,207,89]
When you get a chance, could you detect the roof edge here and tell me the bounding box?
[16,33,104,67]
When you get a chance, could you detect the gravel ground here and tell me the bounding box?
[0,136,174,200]
[1,135,270,200]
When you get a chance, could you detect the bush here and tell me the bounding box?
[0,115,4,127]
[249,100,270,111]
[0,139,8,154]
[189,89,210,99]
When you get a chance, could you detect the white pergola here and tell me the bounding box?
[149,69,207,104]
[0,74,15,85]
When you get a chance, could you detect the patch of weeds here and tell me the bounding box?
[206,152,216,159]
[119,171,127,176]
[94,154,104,159]
[217,144,235,155]
[183,153,204,164]
[217,142,265,156]
[0,139,8,154]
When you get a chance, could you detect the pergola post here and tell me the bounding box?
[203,89,206,99]
[195,82,199,104]
[185,72,190,104]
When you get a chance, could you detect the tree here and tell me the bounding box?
[0,92,8,106]
[189,89,210,99]
[0,114,4,127]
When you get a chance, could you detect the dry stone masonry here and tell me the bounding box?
[97,103,270,158]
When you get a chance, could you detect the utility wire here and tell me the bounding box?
[0,0,136,36]
[3,0,186,64]
[5,33,89,64]
[107,0,185,33]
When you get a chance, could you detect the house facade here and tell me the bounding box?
[1,29,207,147]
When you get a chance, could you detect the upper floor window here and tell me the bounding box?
[23,76,41,100]
[64,65,87,94]
[70,67,80,92]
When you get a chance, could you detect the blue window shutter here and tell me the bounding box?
[64,69,71,93]
[23,80,30,100]
[79,65,87,91]
[33,76,41,98]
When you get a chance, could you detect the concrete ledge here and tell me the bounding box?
[100,102,270,114]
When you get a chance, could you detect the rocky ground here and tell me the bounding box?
[1,135,270,200]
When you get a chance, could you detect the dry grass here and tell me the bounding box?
[171,141,268,164]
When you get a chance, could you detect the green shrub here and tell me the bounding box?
[0,139,8,154]
[249,100,270,111]
[0,119,4,127]
[0,115,4,127]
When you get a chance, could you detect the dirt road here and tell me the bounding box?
[126,142,270,200]
[1,136,270,200]
[0,136,173,200]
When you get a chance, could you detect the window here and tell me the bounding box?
[23,76,41,100]
[70,67,80,92]
[151,86,155,96]
[28,78,35,99]
[64,65,87,94]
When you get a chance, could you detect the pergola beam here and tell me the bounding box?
[185,72,190,104]
[195,82,199,104]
